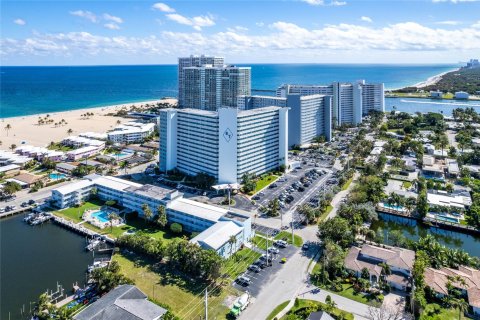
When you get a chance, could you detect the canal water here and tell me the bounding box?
[371,213,480,258]
[0,214,99,319]
[385,97,480,116]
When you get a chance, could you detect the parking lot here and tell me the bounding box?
[232,245,299,297]
[254,165,333,215]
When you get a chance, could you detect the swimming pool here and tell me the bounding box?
[435,214,459,224]
[49,173,66,180]
[382,203,405,211]
[91,210,109,223]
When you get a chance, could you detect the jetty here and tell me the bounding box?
[51,215,115,244]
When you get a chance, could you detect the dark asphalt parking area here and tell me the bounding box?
[232,246,298,297]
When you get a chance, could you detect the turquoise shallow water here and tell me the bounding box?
[0,64,460,118]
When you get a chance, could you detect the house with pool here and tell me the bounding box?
[344,244,415,291]
[50,175,252,258]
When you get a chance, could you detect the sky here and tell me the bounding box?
[1,0,480,66]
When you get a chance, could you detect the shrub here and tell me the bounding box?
[170,223,183,234]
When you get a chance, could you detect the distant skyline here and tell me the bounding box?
[1,0,480,66]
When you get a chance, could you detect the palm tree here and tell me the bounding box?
[67,128,73,135]
[4,124,11,136]
[156,205,167,227]
[141,203,152,224]
[119,160,129,174]
[116,120,121,125]
[10,144,16,152]
[108,212,119,232]
[405,197,416,216]
[228,235,237,257]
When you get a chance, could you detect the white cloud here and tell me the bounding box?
[3,21,480,60]
[432,0,479,3]
[103,13,123,24]
[104,23,120,30]
[436,20,460,25]
[301,0,347,5]
[70,10,97,23]
[361,16,373,23]
[256,22,265,27]
[14,18,26,26]
[152,3,175,13]
[166,13,215,30]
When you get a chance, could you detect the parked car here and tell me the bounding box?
[247,264,261,273]
[28,199,36,205]
[302,243,310,251]
[267,247,280,254]
[274,240,288,248]
[236,276,251,286]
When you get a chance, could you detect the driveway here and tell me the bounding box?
[383,291,407,316]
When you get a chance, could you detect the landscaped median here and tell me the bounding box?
[266,299,353,320]
[274,231,303,247]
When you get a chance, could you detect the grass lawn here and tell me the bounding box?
[221,248,261,279]
[252,235,269,250]
[318,205,333,222]
[402,181,412,189]
[268,299,354,320]
[274,231,303,247]
[319,283,381,306]
[254,173,280,193]
[266,301,289,320]
[341,177,353,191]
[53,200,103,223]
[113,252,236,320]
[419,304,468,320]
[54,202,187,242]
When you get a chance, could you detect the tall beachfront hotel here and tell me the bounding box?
[178,55,251,110]
[159,107,288,184]
[238,94,332,147]
[276,80,384,126]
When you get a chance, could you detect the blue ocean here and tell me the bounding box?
[0,63,472,118]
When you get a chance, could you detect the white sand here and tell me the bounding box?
[412,68,459,88]
[0,99,176,148]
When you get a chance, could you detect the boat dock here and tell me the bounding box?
[51,216,115,244]
[0,206,33,219]
[376,206,480,235]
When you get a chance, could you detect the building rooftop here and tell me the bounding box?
[127,184,178,201]
[0,164,20,173]
[93,176,142,191]
[307,311,335,320]
[169,198,227,223]
[191,221,243,250]
[360,244,415,270]
[425,266,480,308]
[67,146,100,155]
[56,163,77,171]
[53,179,95,195]
[427,191,471,208]
[73,284,167,320]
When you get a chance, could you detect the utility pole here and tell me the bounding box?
[204,288,208,320]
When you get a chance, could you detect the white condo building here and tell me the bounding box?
[159,106,288,184]
[50,174,252,258]
[276,80,384,126]
[238,94,332,146]
[178,55,251,110]
[107,121,156,144]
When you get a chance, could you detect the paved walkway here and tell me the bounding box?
[326,171,360,220]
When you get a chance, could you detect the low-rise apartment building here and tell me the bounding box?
[107,121,156,144]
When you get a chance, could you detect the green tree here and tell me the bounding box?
[119,160,129,174]
[141,203,153,223]
[317,217,355,248]
[170,222,182,234]
[266,198,280,217]
[156,205,168,227]
[4,124,11,136]
[241,172,256,193]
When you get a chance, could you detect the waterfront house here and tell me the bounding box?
[427,190,471,212]
[430,91,443,99]
[422,155,445,180]
[344,244,415,291]
[73,284,167,320]
[424,266,480,316]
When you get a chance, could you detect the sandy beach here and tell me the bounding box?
[412,68,460,88]
[0,98,176,148]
